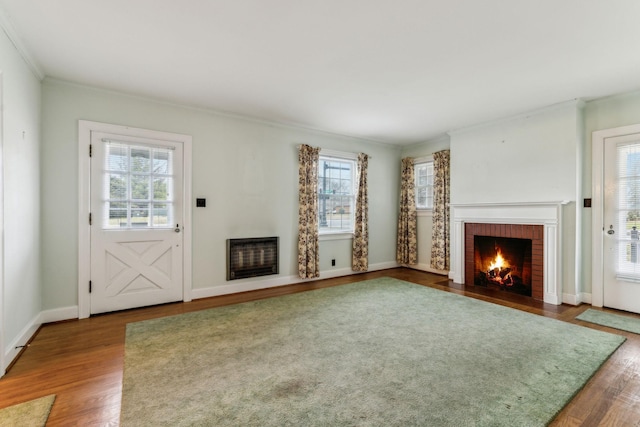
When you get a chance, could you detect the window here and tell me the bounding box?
[103,140,175,228]
[318,152,356,234]
[415,158,434,209]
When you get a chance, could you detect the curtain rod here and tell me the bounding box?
[297,145,371,159]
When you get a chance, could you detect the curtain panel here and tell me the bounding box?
[430,149,450,271]
[397,157,417,265]
[297,144,321,278]
[352,153,369,271]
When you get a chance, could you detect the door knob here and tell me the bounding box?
[174,224,181,233]
[607,225,615,235]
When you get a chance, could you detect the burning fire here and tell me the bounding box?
[486,248,513,286]
[488,251,505,271]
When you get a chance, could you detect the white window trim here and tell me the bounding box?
[318,149,357,236]
[414,155,434,211]
[319,232,354,241]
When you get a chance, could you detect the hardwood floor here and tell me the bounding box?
[1,268,640,426]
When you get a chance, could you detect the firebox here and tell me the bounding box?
[474,236,532,297]
[464,223,544,300]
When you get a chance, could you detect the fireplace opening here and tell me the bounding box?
[474,236,532,297]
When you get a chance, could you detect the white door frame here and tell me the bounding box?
[78,120,192,319]
[0,72,5,375]
[592,122,640,307]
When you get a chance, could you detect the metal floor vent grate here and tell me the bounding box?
[226,237,279,280]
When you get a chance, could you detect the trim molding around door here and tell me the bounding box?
[78,120,193,319]
[0,72,5,376]
[591,123,640,308]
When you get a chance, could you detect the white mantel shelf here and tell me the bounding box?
[450,201,571,305]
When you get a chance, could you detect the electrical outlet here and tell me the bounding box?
[331,259,336,266]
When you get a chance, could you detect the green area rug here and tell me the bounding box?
[577,308,640,334]
[121,277,624,426]
[0,395,55,427]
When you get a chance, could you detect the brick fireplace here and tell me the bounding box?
[450,201,569,305]
[465,223,544,300]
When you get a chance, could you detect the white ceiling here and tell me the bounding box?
[2,0,640,145]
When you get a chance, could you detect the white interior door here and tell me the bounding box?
[603,132,640,314]
[90,132,184,314]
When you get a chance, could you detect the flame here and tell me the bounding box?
[488,251,505,271]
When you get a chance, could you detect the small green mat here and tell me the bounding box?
[0,395,55,427]
[577,308,640,334]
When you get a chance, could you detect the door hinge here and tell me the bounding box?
[89,212,92,225]
[89,280,92,293]
[89,144,92,157]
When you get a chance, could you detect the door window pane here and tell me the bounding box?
[616,143,640,279]
[102,141,174,229]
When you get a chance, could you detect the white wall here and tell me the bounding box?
[40,79,401,311]
[0,27,42,370]
[448,102,583,299]
[400,135,450,273]
[449,103,582,204]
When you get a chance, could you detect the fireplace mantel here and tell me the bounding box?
[450,201,570,305]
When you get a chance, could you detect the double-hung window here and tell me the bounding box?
[414,157,434,210]
[318,151,357,235]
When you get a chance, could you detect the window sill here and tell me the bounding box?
[417,209,433,217]
[319,232,354,241]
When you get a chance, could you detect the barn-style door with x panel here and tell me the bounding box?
[89,131,184,314]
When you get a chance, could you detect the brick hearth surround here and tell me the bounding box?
[465,223,544,300]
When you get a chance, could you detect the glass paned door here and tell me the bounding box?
[90,131,184,315]
[603,134,640,314]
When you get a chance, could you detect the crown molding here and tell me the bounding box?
[0,5,44,80]
[447,99,584,137]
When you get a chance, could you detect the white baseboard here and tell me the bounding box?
[2,306,79,375]
[406,263,449,276]
[562,292,592,306]
[3,313,40,373]
[39,306,79,324]
[580,292,592,305]
[192,261,400,300]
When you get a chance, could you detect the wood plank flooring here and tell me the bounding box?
[1,268,639,426]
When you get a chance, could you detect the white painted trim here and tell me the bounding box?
[562,293,581,306]
[38,306,79,324]
[416,209,433,218]
[450,201,570,305]
[3,313,39,373]
[319,232,354,241]
[320,148,358,160]
[591,123,640,308]
[408,263,448,276]
[191,262,400,300]
[0,6,44,80]
[0,71,4,377]
[413,155,434,164]
[78,120,193,318]
[581,292,592,305]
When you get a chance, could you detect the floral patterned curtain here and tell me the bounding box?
[430,150,450,271]
[298,144,321,278]
[397,157,417,265]
[352,153,369,271]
